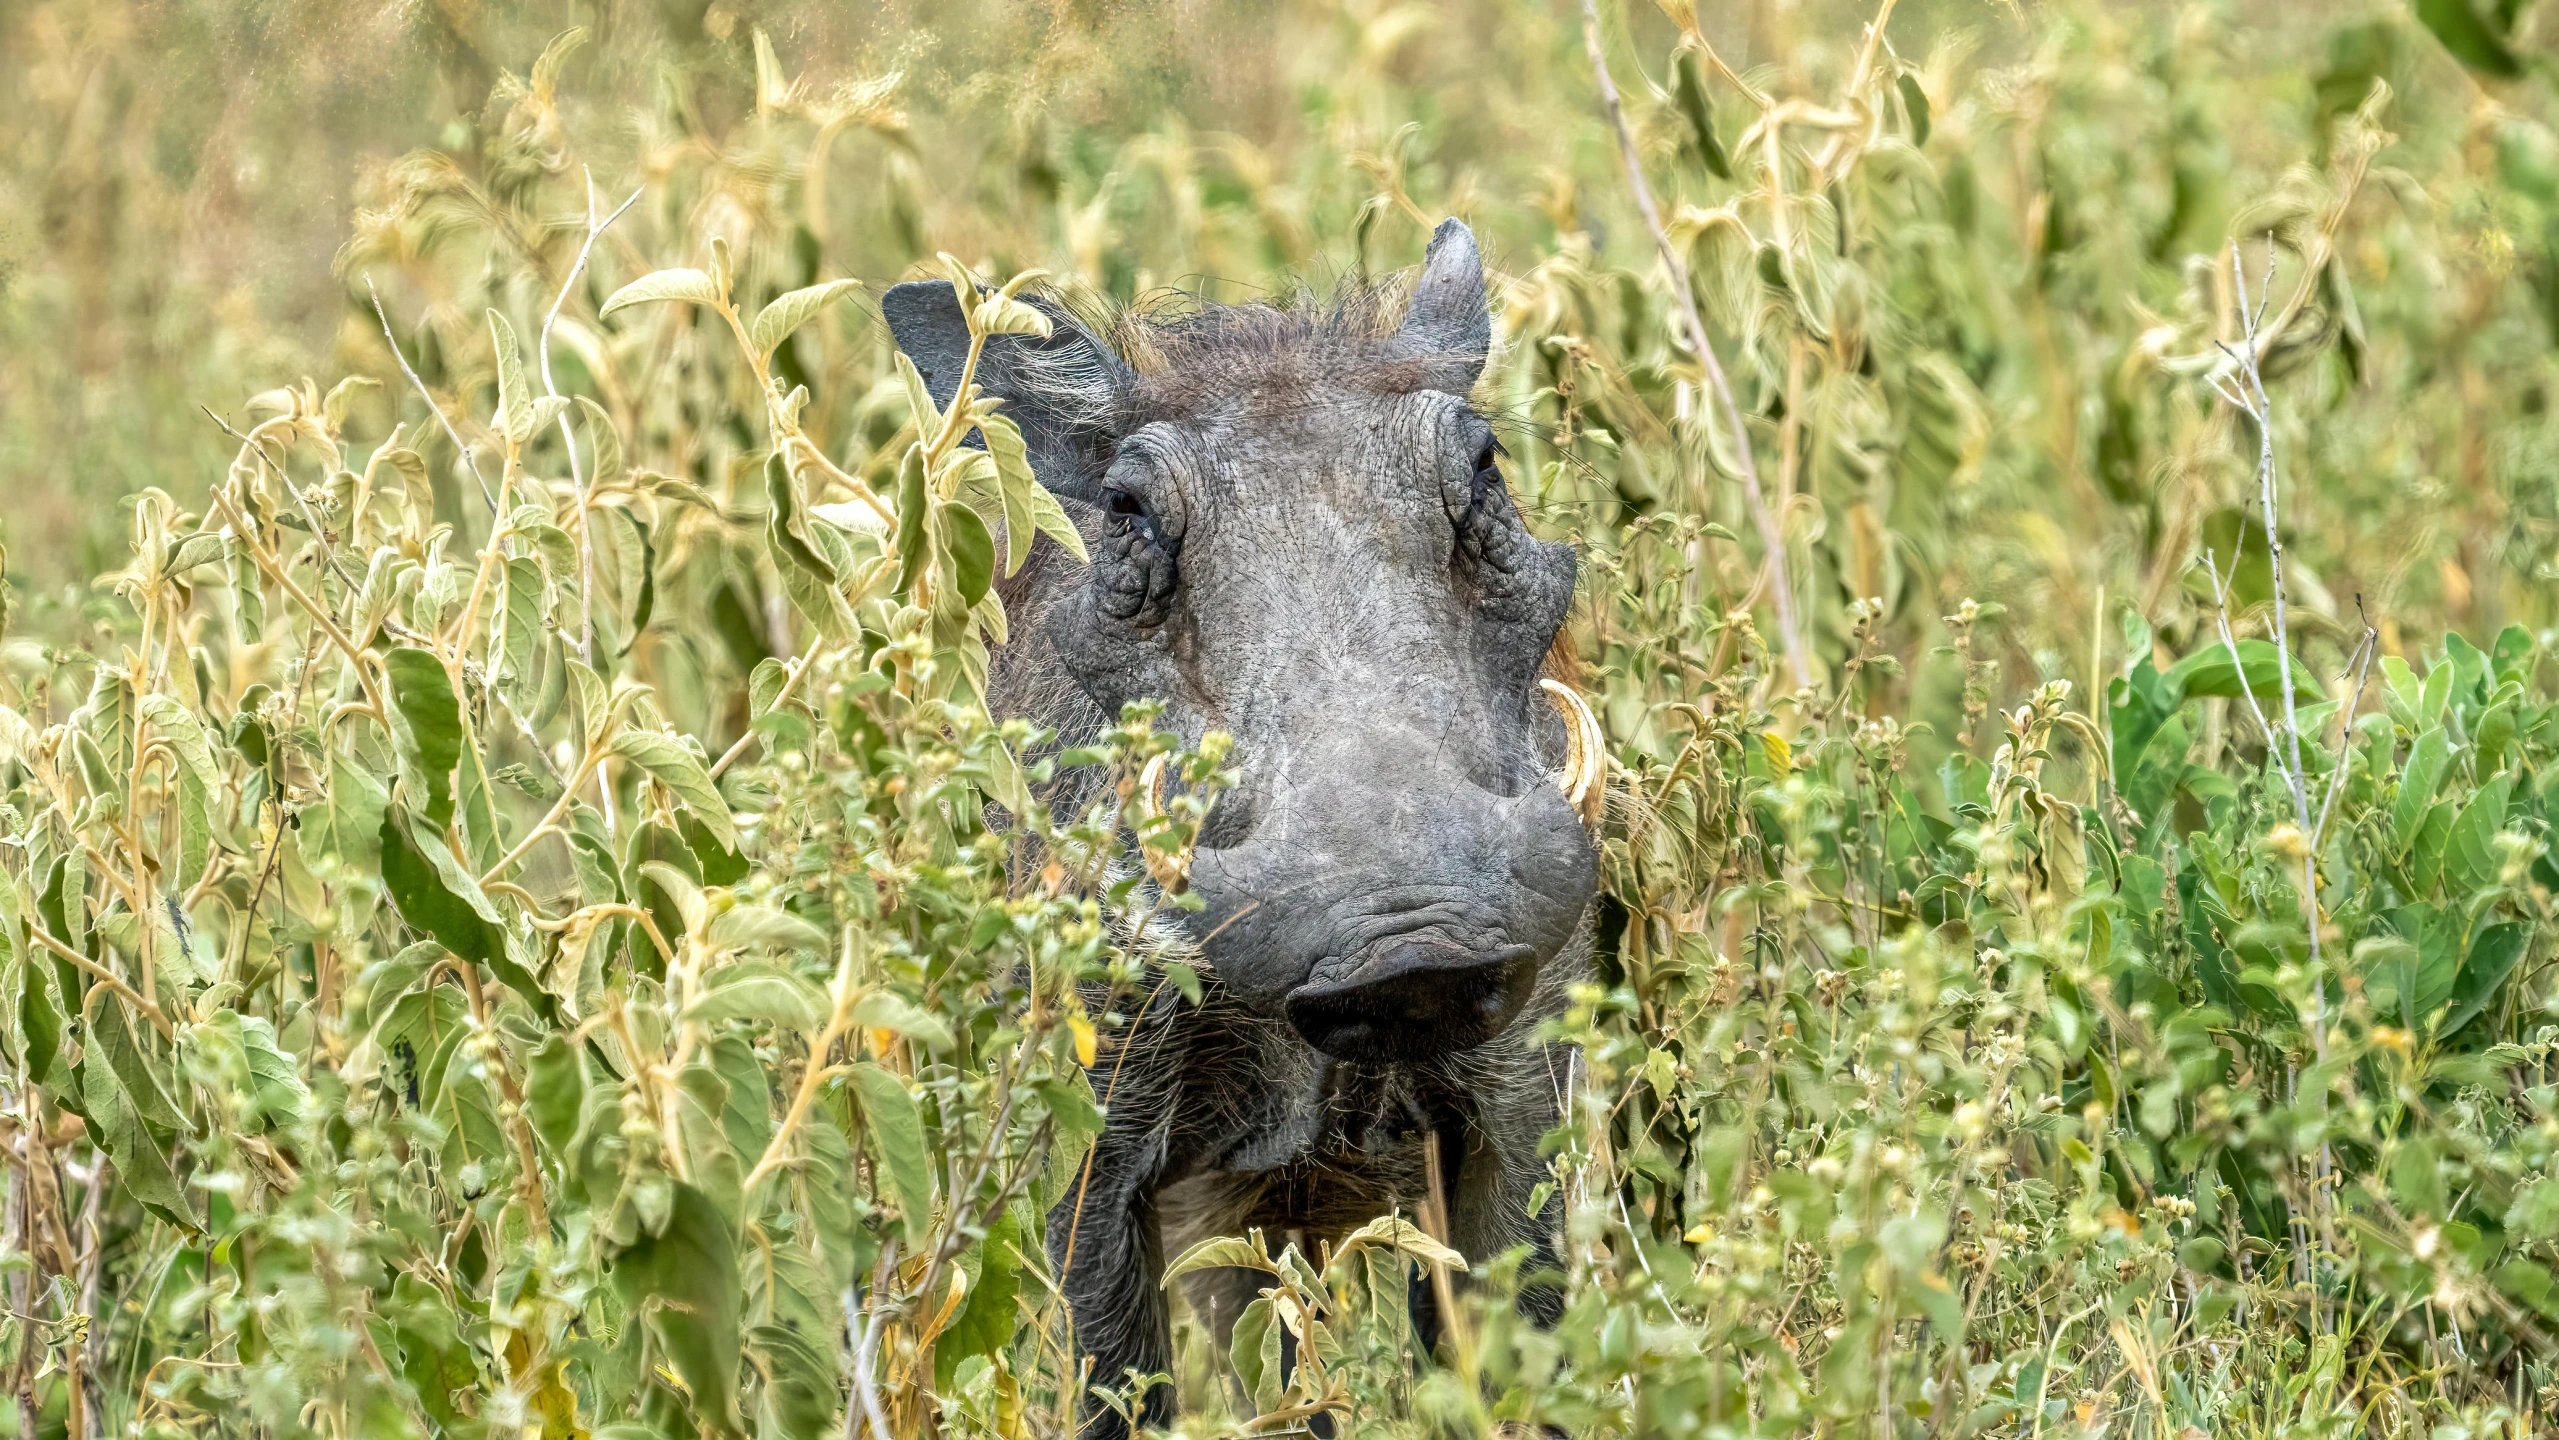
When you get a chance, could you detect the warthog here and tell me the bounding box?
[885,220,1598,1435]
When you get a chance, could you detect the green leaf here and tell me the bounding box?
[609,1180,745,1436]
[2499,1258,2559,1321]
[974,291,1053,338]
[2445,773,2512,893]
[1671,49,1733,179]
[2414,0,2524,78]
[2444,921,2528,1037]
[172,763,216,896]
[707,1031,773,1167]
[92,1000,187,1133]
[934,1204,1028,1390]
[799,1108,868,1288]
[525,1033,587,1154]
[943,498,996,610]
[981,412,1039,576]
[349,546,415,648]
[497,556,544,701]
[197,1010,308,1128]
[83,1048,192,1228]
[136,694,219,792]
[368,972,470,1109]
[599,268,723,319]
[489,310,535,445]
[848,1061,934,1244]
[1235,1294,1281,1414]
[2392,727,2451,857]
[1034,1068,1105,1211]
[1896,71,1932,147]
[577,394,625,490]
[0,703,37,772]
[1333,1212,1467,1271]
[749,278,864,355]
[706,904,827,955]
[379,808,557,1022]
[383,648,464,830]
[686,960,828,1032]
[609,728,739,852]
[1017,472,1087,566]
[1164,1233,1276,1285]
[305,753,388,874]
[764,456,855,640]
[751,1320,840,1440]
[847,990,956,1051]
[892,447,930,600]
[385,1272,480,1424]
[2,883,64,1089]
[2163,639,2322,704]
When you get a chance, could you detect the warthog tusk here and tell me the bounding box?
[1131,751,1192,893]
[1540,678,1606,826]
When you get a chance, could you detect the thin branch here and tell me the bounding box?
[366,274,498,515]
[849,1258,897,1440]
[2314,603,2380,848]
[1579,0,1811,690]
[541,171,646,668]
[200,411,356,591]
[2203,235,2334,1325]
[711,630,828,779]
[25,926,172,1042]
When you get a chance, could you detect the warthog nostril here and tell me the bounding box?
[1283,940,1539,1063]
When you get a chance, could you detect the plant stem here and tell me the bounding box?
[1579,0,1811,690]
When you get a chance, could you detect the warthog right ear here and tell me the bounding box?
[881,279,1129,501]
[1387,217,1492,397]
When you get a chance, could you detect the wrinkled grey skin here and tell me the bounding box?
[885,220,1596,1437]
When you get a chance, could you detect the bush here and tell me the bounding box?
[0,3,2555,1437]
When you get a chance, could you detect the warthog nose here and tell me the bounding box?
[1283,939,1540,1063]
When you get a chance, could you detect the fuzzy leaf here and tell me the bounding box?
[750,279,864,355]
[610,729,739,852]
[598,268,723,318]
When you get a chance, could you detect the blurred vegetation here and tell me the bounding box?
[0,0,2556,1436]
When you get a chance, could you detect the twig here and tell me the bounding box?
[711,630,829,779]
[1579,0,1811,689]
[2202,235,2334,1324]
[366,275,498,515]
[24,926,172,1041]
[200,410,357,591]
[540,171,646,667]
[849,1266,897,1440]
[2314,601,2380,848]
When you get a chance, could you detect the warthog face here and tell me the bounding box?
[888,221,1595,1063]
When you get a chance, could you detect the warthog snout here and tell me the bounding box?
[1186,718,1597,1062]
[1283,938,1540,1062]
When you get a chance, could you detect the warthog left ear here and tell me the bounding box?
[880,278,1129,501]
[1388,217,1492,396]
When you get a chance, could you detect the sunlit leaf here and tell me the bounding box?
[598,268,723,319]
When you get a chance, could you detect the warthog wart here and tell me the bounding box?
[886,219,1598,1435]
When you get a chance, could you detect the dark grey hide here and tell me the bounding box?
[883,220,1596,1436]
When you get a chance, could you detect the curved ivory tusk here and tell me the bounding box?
[1540,678,1606,826]
[1130,751,1191,893]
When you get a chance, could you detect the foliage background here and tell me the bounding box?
[0,0,2556,1436]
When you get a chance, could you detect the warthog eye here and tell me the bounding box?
[1098,483,1178,626]
[1452,435,1526,579]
